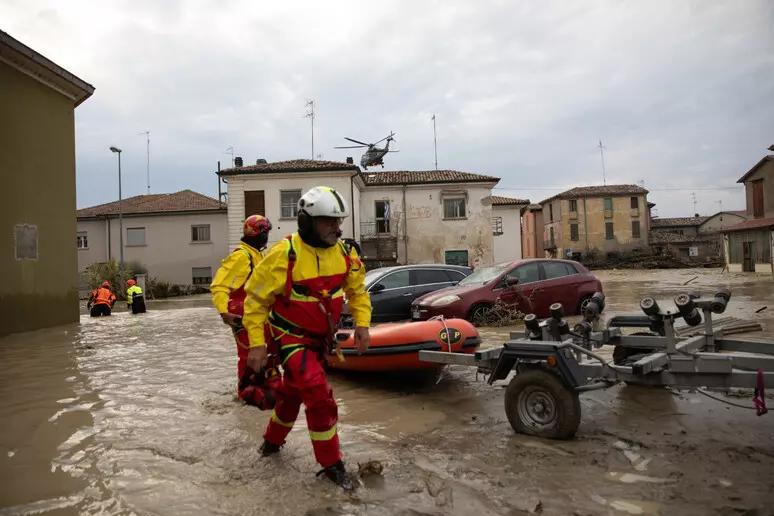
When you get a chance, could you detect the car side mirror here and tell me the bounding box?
[506,277,519,287]
[370,283,385,294]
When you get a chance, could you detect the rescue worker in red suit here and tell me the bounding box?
[210,214,276,404]
[243,186,371,490]
[88,281,117,317]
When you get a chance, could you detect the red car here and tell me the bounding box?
[411,258,603,322]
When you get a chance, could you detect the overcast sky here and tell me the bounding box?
[3,1,773,216]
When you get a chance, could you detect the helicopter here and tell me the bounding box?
[335,132,398,170]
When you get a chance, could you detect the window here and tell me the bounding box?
[281,190,302,219]
[444,270,467,282]
[549,226,555,244]
[191,224,211,242]
[753,180,764,218]
[413,269,451,286]
[245,190,265,216]
[192,267,212,285]
[603,197,613,211]
[631,220,641,238]
[630,196,639,209]
[509,263,540,284]
[492,216,503,235]
[605,222,614,240]
[77,231,88,249]
[375,270,410,290]
[443,198,466,219]
[569,199,577,212]
[543,261,574,280]
[549,203,554,222]
[127,227,146,246]
[15,224,38,260]
[570,223,579,241]
[375,200,391,233]
[444,249,469,266]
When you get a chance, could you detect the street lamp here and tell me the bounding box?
[110,146,124,266]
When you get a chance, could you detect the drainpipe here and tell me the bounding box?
[350,172,357,239]
[402,183,408,264]
[105,215,111,261]
[582,198,589,253]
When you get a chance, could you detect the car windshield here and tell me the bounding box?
[458,264,509,285]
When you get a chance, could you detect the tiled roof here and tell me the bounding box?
[361,170,500,186]
[736,155,773,183]
[485,195,530,206]
[651,216,709,228]
[218,159,358,175]
[540,184,648,204]
[722,217,774,233]
[77,190,223,218]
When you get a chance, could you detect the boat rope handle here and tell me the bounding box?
[429,315,452,352]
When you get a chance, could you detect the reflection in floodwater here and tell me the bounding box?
[0,268,772,514]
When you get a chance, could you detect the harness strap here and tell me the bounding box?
[284,236,297,304]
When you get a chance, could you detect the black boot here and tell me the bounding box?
[259,440,281,457]
[316,460,355,491]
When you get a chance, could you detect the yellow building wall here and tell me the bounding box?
[0,61,80,335]
[546,195,649,258]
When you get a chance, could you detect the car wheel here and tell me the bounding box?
[576,295,593,315]
[467,304,493,326]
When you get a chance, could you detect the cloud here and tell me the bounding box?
[2,0,772,216]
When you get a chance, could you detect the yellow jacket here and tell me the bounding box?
[210,242,264,314]
[126,285,143,305]
[243,233,371,348]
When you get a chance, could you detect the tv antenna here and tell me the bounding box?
[431,114,438,170]
[598,139,607,185]
[138,131,150,194]
[224,146,234,167]
[305,99,315,160]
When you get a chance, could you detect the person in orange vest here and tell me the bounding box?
[243,186,371,490]
[211,214,275,405]
[88,281,117,317]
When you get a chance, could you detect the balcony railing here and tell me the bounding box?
[360,220,398,239]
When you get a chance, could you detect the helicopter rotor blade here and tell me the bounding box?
[344,137,370,146]
[374,133,395,145]
[334,145,366,149]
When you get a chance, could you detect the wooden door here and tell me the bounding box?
[743,242,754,272]
[244,190,265,216]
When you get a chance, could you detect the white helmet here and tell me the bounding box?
[298,186,349,218]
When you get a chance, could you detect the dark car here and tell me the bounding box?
[411,259,603,322]
[340,264,472,326]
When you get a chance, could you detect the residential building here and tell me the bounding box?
[651,212,747,261]
[723,155,774,273]
[540,185,650,259]
[217,160,513,268]
[486,195,530,263]
[1,30,94,336]
[520,204,545,258]
[76,190,227,286]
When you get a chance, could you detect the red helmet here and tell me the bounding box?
[127,279,136,286]
[101,281,110,288]
[243,214,272,237]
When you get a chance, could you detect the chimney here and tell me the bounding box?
[346,157,354,164]
[234,156,243,167]
[256,158,267,165]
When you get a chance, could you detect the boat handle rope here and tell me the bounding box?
[429,315,453,352]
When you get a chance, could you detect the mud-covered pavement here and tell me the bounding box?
[1,269,773,515]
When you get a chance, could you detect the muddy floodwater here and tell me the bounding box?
[2,268,773,515]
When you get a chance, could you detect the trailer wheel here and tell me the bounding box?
[505,369,580,440]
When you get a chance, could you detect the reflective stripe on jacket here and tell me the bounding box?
[243,233,371,348]
[210,242,263,314]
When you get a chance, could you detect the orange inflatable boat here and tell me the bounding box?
[326,318,481,372]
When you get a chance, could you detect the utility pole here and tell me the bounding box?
[138,131,150,194]
[691,192,697,215]
[305,99,315,160]
[431,114,438,170]
[598,139,607,185]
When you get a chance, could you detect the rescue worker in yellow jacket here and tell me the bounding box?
[243,186,371,490]
[126,279,146,314]
[211,215,272,395]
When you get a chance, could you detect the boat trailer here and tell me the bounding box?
[419,289,773,439]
